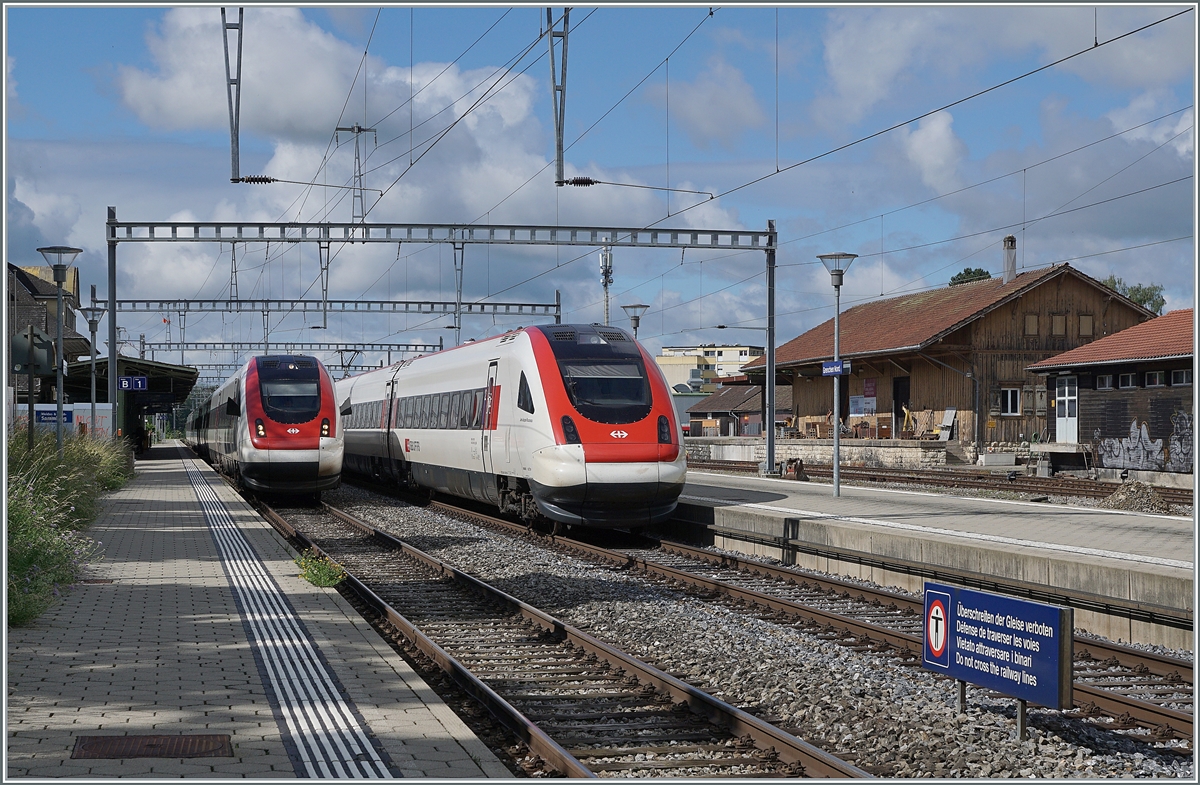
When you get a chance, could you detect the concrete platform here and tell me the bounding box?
[669,471,1194,650]
[6,441,510,778]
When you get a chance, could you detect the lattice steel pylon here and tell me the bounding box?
[336,124,377,230]
[229,242,239,299]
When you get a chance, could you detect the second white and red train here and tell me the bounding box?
[336,323,687,529]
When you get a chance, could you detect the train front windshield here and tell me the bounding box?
[560,361,651,424]
[260,380,321,424]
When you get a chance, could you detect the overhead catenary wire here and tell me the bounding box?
[495,10,1194,324]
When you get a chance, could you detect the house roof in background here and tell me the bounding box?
[743,264,1153,371]
[1028,309,1193,371]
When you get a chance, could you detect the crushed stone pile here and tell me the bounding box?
[1097,481,1173,514]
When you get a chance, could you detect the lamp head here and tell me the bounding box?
[817,252,857,288]
[38,246,83,282]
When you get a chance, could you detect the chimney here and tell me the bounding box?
[1002,235,1017,284]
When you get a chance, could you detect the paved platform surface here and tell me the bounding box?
[684,471,1194,570]
[677,471,1193,648]
[6,442,510,778]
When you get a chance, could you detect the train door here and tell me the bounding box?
[383,377,400,481]
[481,360,500,477]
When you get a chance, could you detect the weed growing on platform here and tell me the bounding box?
[6,432,132,626]
[295,549,347,587]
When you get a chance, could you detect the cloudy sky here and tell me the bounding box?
[5,4,1196,374]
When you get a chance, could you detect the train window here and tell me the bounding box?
[450,392,463,429]
[460,391,473,428]
[517,372,535,414]
[260,380,320,424]
[472,389,485,428]
[418,396,430,429]
[558,361,651,424]
[402,397,413,428]
[439,393,451,429]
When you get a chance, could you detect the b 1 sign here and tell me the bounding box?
[922,582,1072,709]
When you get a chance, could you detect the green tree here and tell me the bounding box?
[949,267,991,286]
[1099,275,1166,315]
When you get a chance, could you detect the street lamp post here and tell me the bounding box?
[621,303,649,340]
[78,285,108,439]
[38,246,83,456]
[818,252,857,497]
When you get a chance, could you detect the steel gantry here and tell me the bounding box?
[105,208,778,468]
[113,297,560,317]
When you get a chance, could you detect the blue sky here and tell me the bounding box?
[5,4,1196,370]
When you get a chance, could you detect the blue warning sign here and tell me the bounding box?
[922,582,1073,710]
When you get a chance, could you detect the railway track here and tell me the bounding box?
[687,459,1194,507]
[406,496,1192,746]
[259,501,868,778]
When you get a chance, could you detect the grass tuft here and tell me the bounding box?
[295,548,347,587]
[6,431,133,626]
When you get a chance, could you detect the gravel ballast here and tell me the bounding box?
[324,485,1193,779]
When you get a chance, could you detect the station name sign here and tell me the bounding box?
[923,582,1072,709]
[821,360,851,376]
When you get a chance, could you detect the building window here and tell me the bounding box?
[1171,369,1192,386]
[704,350,715,357]
[1051,314,1066,336]
[1024,314,1039,336]
[1000,388,1021,416]
[1096,374,1113,390]
[1079,314,1094,337]
[1118,373,1137,389]
[1145,371,1165,388]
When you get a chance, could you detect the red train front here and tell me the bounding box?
[186,355,344,494]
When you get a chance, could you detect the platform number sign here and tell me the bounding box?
[924,589,951,668]
[118,376,148,391]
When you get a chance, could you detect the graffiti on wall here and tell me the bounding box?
[1094,412,1193,473]
[1165,411,1193,473]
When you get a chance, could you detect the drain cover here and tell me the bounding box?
[71,735,233,759]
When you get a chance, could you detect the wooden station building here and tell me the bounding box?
[742,258,1153,461]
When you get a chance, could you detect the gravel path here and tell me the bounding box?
[325,485,1193,778]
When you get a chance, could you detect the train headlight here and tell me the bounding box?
[561,415,581,444]
[321,418,330,437]
[255,419,266,438]
[658,415,672,444]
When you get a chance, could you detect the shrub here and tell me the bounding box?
[295,548,347,587]
[6,431,131,626]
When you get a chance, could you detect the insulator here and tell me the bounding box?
[563,176,598,187]
[239,175,276,184]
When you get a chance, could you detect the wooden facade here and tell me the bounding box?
[757,265,1153,454]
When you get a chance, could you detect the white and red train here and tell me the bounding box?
[336,323,687,529]
[185,355,344,495]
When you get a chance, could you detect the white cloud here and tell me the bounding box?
[898,111,967,193]
[1106,92,1194,159]
[117,7,374,138]
[809,6,1195,132]
[647,58,766,150]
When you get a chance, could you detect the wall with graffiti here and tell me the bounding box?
[1094,411,1192,472]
